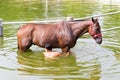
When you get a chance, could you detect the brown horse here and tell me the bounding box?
[17,17,102,53]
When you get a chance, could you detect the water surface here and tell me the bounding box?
[0,0,120,80]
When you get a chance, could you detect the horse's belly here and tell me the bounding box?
[33,37,60,48]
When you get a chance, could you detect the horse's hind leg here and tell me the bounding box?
[18,38,32,52]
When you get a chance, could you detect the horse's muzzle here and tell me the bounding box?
[95,37,102,44]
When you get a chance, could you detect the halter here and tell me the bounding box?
[93,33,102,39]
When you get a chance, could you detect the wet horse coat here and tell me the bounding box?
[17,18,102,53]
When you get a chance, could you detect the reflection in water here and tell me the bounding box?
[17,49,101,80]
[74,39,120,80]
[17,50,78,75]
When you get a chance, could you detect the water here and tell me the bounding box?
[0,0,120,80]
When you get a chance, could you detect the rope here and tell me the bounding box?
[75,11,120,20]
[102,26,120,32]
[2,20,62,25]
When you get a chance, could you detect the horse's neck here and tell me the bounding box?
[71,20,92,38]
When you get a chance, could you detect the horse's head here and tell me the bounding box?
[88,17,102,44]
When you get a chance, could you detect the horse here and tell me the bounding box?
[17,17,102,53]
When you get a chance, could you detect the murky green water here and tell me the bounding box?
[0,0,120,80]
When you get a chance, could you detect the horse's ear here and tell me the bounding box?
[92,17,95,23]
[92,17,98,23]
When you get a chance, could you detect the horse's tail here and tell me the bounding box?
[17,24,35,52]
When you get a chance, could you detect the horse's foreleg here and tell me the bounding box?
[61,47,71,56]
